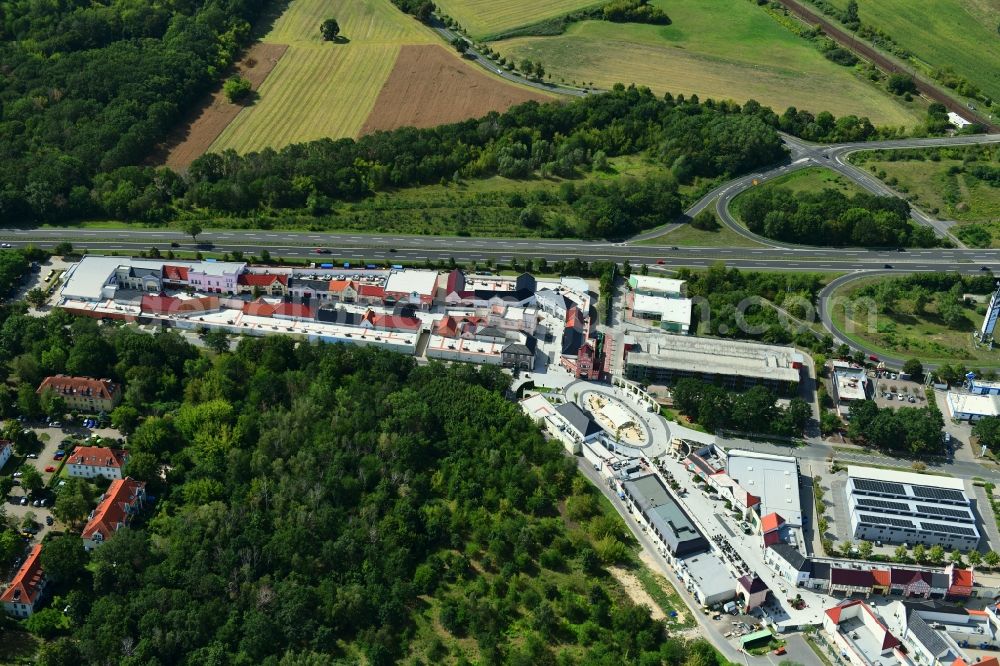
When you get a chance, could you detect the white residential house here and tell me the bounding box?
[66,446,129,480]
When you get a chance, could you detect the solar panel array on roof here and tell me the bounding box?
[856,497,910,512]
[859,514,914,529]
[922,522,977,536]
[911,486,966,503]
[853,478,906,496]
[916,504,972,520]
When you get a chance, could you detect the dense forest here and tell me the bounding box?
[735,185,939,247]
[670,379,811,436]
[0,0,265,224]
[676,263,833,352]
[0,305,730,665]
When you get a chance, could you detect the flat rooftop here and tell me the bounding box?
[847,466,967,492]
[632,294,693,325]
[835,367,869,401]
[630,275,686,294]
[947,392,1000,417]
[626,332,802,383]
[681,551,734,599]
[61,256,166,300]
[726,450,802,526]
[384,270,439,297]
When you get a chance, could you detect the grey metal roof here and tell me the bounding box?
[907,613,950,657]
[769,543,808,571]
[810,562,831,580]
[929,572,950,590]
[556,403,601,438]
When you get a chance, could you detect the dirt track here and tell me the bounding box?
[773,0,998,131]
[153,43,288,169]
[360,44,551,135]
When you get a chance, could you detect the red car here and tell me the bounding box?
[869,354,879,361]
[44,466,55,473]
[773,648,786,656]
[656,259,665,265]
[314,248,331,254]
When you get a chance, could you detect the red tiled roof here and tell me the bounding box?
[446,269,465,294]
[162,265,189,281]
[82,477,145,542]
[238,273,287,287]
[243,299,278,317]
[950,567,974,588]
[761,512,785,533]
[358,284,385,298]
[273,303,315,319]
[890,568,930,586]
[142,294,219,314]
[831,568,875,587]
[435,316,458,337]
[37,375,118,401]
[328,279,358,294]
[0,544,44,606]
[67,446,128,469]
[872,569,891,587]
[763,530,782,547]
[374,314,422,331]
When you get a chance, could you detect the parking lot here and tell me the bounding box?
[872,373,927,410]
[3,418,125,543]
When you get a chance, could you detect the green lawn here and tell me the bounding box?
[823,0,1000,104]
[830,277,1000,366]
[849,148,1000,246]
[490,0,924,128]
[637,222,768,248]
[434,0,603,39]
[757,166,865,197]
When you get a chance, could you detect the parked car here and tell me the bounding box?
[45,516,53,526]
[49,421,61,428]
[869,354,879,361]
[44,466,55,473]
[19,497,27,505]
[12,471,22,478]
[26,453,37,459]
[773,647,787,656]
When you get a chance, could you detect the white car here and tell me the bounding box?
[0,243,10,248]
[19,497,27,505]
[12,471,22,478]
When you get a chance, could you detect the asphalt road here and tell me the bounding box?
[7,228,1000,272]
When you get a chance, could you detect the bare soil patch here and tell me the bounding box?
[154,43,288,169]
[360,44,551,135]
[607,565,666,621]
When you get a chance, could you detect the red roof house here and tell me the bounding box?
[761,512,785,533]
[161,265,189,283]
[66,446,129,480]
[1,544,46,617]
[947,564,974,598]
[82,477,146,550]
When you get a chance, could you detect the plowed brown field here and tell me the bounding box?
[155,43,288,169]
[360,44,552,134]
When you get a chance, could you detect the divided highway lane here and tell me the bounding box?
[3,228,1000,273]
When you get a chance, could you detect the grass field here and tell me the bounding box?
[830,277,1000,366]
[823,0,1000,104]
[265,0,434,44]
[490,0,924,127]
[210,0,436,152]
[433,0,602,39]
[756,167,865,197]
[638,223,767,248]
[851,151,1000,222]
[212,44,401,150]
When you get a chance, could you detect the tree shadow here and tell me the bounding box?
[330,35,351,44]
